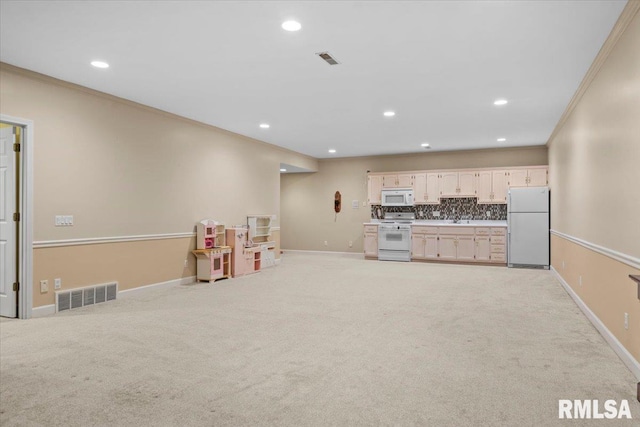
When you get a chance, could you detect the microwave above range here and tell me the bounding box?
[381,188,414,206]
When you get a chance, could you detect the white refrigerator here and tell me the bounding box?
[507,186,549,269]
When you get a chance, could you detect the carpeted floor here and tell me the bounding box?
[1,252,638,426]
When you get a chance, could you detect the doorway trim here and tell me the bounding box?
[1,114,33,319]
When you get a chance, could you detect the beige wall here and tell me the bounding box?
[33,237,196,307]
[281,146,547,252]
[548,9,640,258]
[548,6,640,365]
[0,63,314,307]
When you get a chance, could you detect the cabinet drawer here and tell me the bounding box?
[412,226,438,234]
[491,253,506,262]
[491,228,506,236]
[475,227,490,236]
[491,235,506,244]
[364,225,378,233]
[491,244,505,254]
[439,227,475,235]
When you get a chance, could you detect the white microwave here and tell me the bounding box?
[381,188,414,206]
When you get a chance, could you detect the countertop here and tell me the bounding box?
[364,220,507,227]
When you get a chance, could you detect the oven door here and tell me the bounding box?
[378,226,408,250]
[378,226,411,262]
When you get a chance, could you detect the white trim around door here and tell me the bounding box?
[1,114,34,319]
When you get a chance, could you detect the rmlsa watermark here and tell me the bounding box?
[559,399,632,419]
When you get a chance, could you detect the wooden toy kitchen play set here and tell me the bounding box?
[191,216,274,282]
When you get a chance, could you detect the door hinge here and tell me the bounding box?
[13,142,21,152]
[13,212,20,222]
[13,282,20,292]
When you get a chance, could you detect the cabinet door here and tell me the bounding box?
[476,171,493,203]
[364,232,378,257]
[528,168,548,186]
[492,170,508,203]
[438,235,457,260]
[382,174,397,188]
[426,173,440,204]
[458,171,476,196]
[368,175,383,204]
[397,173,413,188]
[509,169,528,187]
[440,172,458,197]
[456,236,475,261]
[424,235,438,259]
[475,236,491,261]
[411,233,425,258]
[413,173,427,204]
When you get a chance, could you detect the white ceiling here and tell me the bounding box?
[0,1,627,159]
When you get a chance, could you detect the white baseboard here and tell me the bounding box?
[282,249,363,258]
[30,276,196,318]
[32,304,56,318]
[118,276,196,298]
[551,266,640,380]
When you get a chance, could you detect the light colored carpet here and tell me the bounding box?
[1,252,638,426]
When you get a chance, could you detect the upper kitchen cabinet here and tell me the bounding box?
[413,172,440,204]
[476,170,508,204]
[367,175,383,204]
[440,171,476,197]
[382,173,413,188]
[508,167,548,187]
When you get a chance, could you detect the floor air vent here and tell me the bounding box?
[55,282,118,312]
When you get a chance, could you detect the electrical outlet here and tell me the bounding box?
[54,278,62,290]
[579,275,582,286]
[40,280,48,293]
[433,211,440,217]
[324,240,328,246]
[486,211,491,217]
[348,241,353,248]
[183,259,188,268]
[624,313,629,330]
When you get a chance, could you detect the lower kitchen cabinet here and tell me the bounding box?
[438,227,475,261]
[411,226,438,259]
[363,225,378,258]
[475,229,491,262]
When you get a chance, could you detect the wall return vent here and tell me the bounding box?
[316,52,340,65]
[55,282,118,313]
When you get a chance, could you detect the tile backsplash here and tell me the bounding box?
[371,198,507,220]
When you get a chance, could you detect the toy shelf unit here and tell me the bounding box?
[192,246,231,282]
[226,227,261,277]
[196,219,225,249]
[247,215,276,268]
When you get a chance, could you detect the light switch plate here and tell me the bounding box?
[352,200,359,209]
[433,211,440,217]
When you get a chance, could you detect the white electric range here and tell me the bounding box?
[378,212,415,262]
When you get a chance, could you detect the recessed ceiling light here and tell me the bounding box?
[493,99,508,106]
[497,138,506,142]
[280,168,287,172]
[282,20,301,31]
[328,149,336,154]
[421,143,430,148]
[259,123,270,129]
[383,111,395,117]
[90,60,109,69]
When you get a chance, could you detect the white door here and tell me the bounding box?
[0,125,17,317]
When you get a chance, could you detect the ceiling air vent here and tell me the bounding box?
[316,52,340,65]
